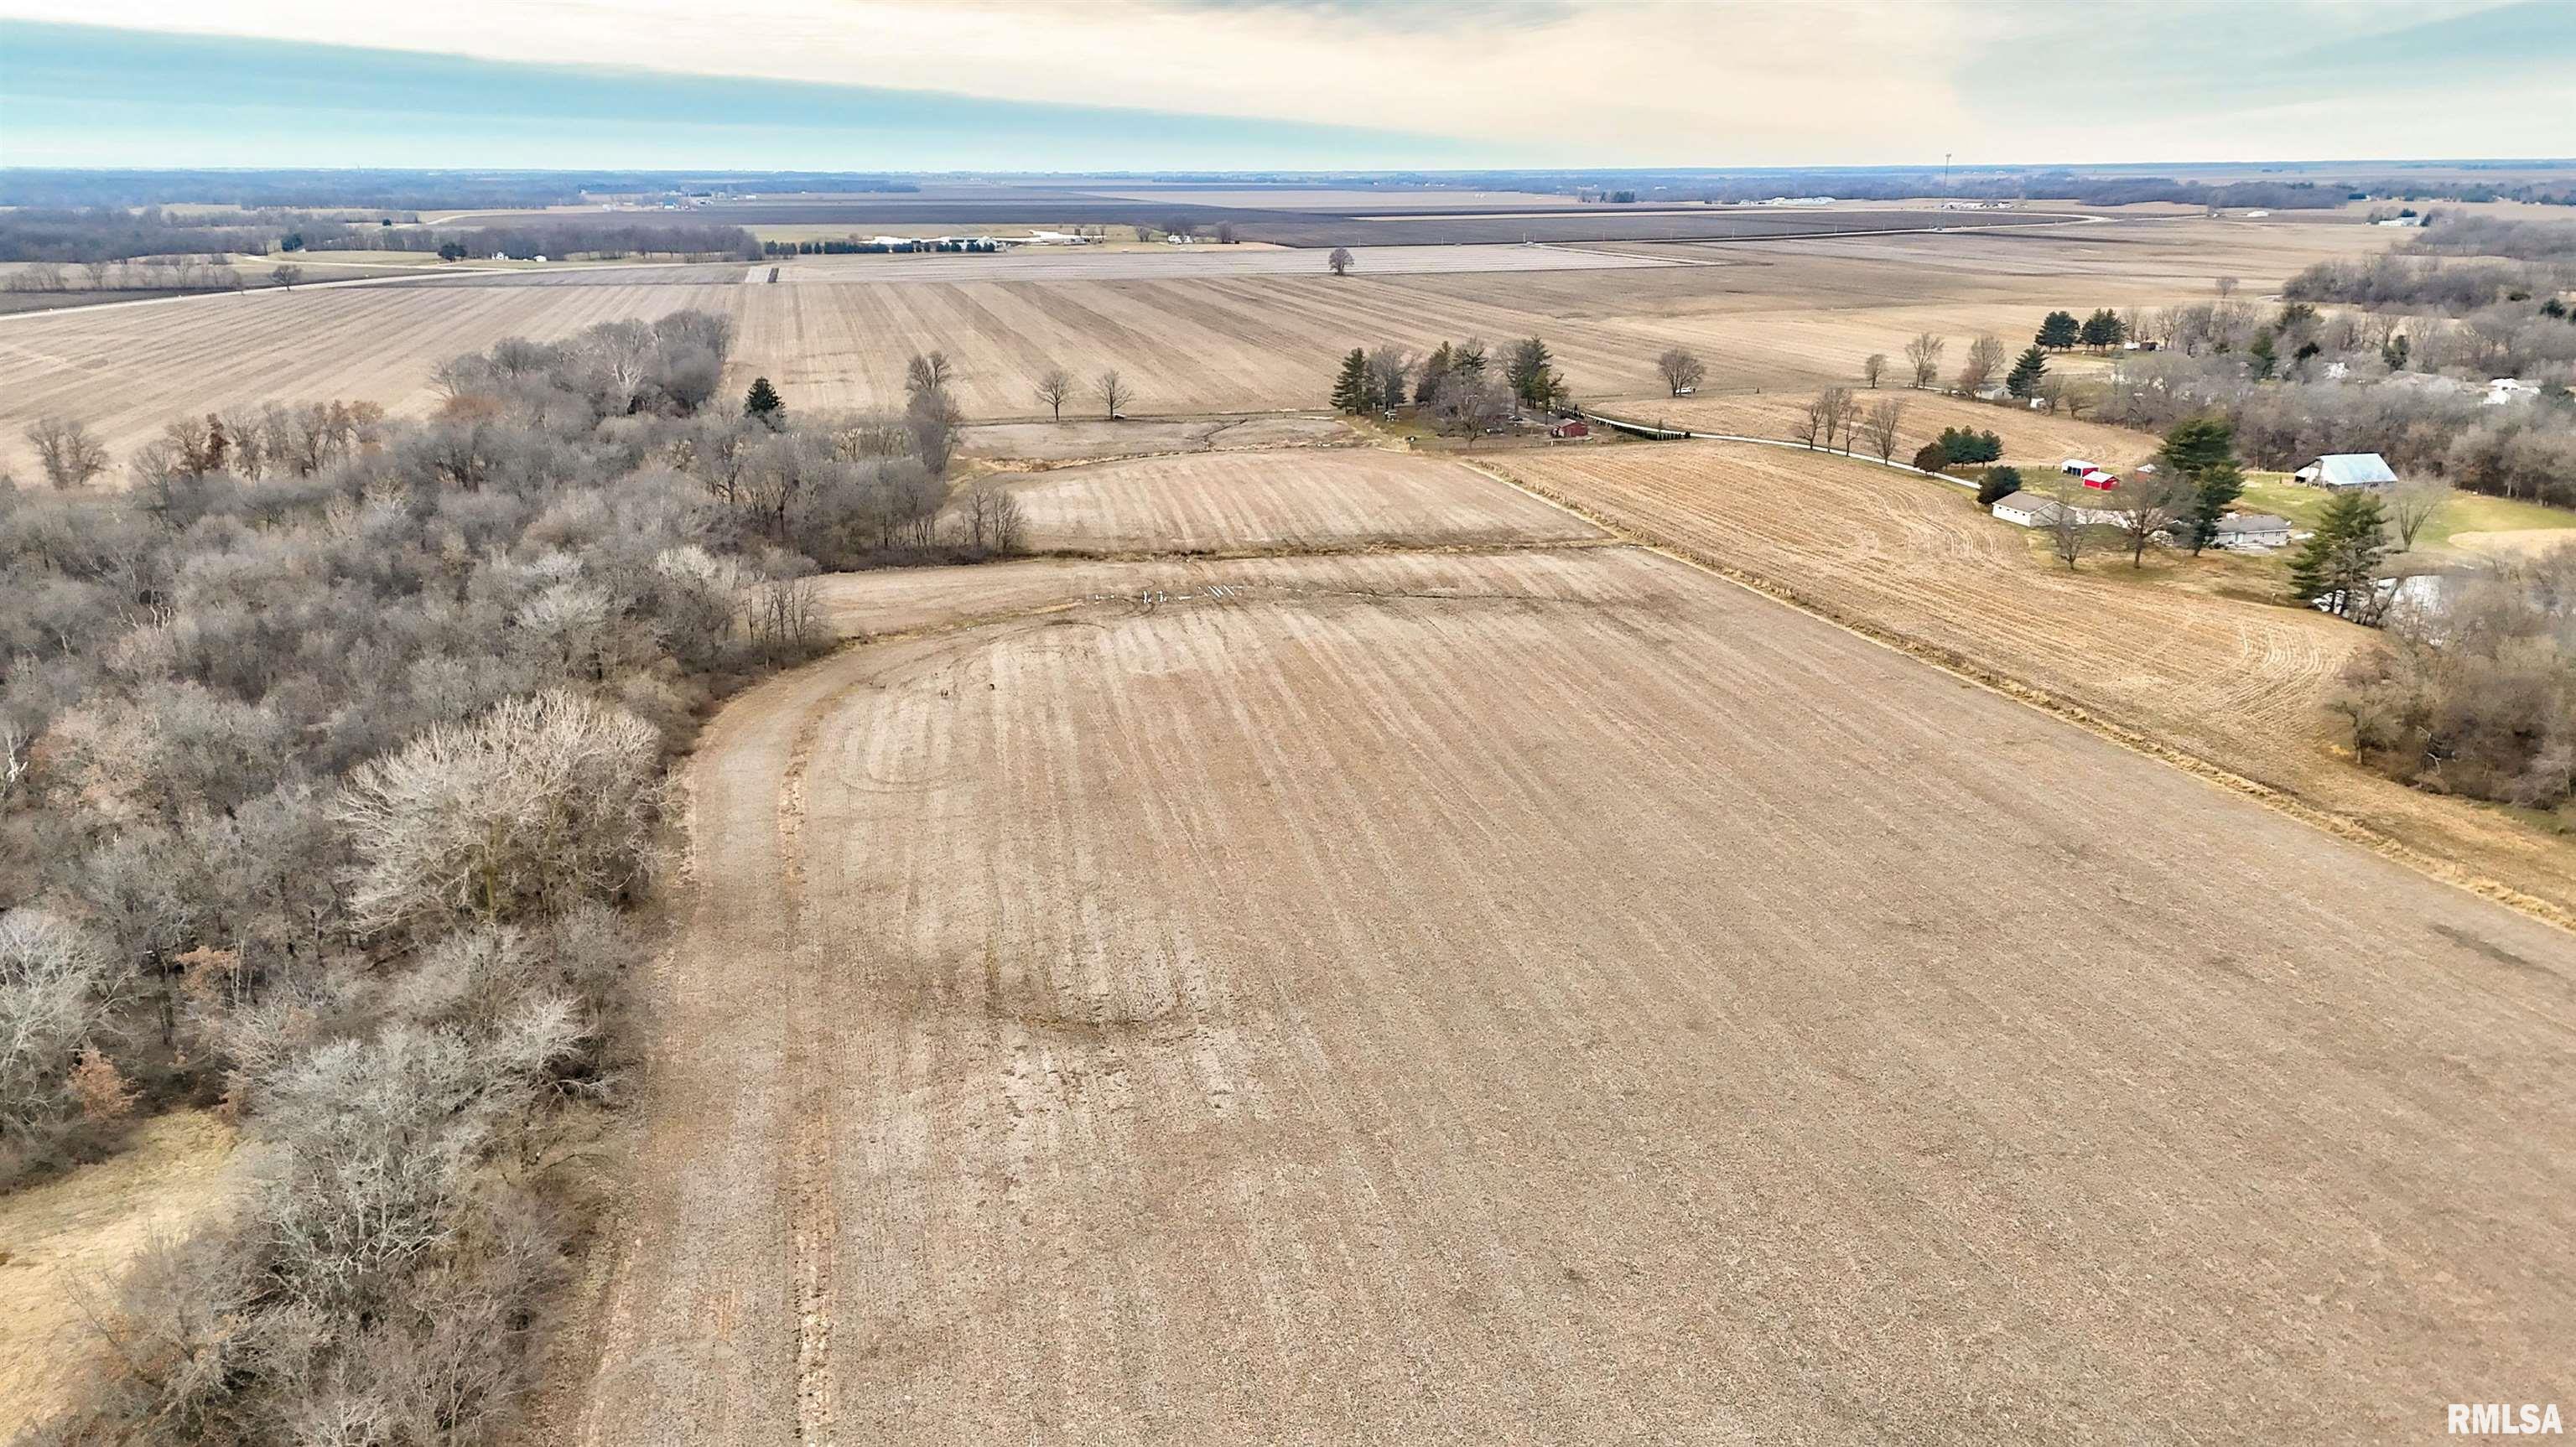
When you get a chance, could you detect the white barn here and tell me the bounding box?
[2294,453,2398,490]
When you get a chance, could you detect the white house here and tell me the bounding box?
[1992,491,2122,528]
[2293,453,2399,490]
[2485,377,2542,406]
[2208,513,2293,550]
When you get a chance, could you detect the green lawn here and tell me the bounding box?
[2235,474,2576,553]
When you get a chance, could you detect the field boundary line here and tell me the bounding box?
[1457,453,2576,938]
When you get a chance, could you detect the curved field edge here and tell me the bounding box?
[1467,449,2576,936]
[534,543,2573,1443]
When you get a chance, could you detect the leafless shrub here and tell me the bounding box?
[336,691,663,940]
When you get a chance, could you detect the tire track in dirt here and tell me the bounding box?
[778,679,864,1446]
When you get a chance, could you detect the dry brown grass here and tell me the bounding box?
[0,1111,240,1426]
[1597,388,2167,469]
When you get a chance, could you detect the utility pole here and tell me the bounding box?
[1945,152,1953,189]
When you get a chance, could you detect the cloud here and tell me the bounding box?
[0,20,1483,169]
[0,0,2568,167]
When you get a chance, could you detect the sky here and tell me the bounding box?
[3,0,2573,171]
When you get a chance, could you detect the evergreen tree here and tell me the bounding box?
[743,376,783,423]
[2382,333,2411,371]
[2288,490,2391,620]
[2006,345,2049,398]
[2248,330,2278,380]
[1452,338,1488,379]
[2078,308,2125,349]
[2036,310,2082,350]
[2158,415,2236,478]
[1330,348,1370,414]
[1976,464,2024,506]
[1415,342,1453,406]
[1505,338,1560,409]
[2184,462,2246,555]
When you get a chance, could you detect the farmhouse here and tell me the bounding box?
[2293,453,2398,490]
[2208,513,2293,550]
[1991,491,2119,527]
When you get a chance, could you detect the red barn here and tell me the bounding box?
[1549,420,1591,440]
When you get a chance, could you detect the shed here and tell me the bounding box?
[1993,491,2121,527]
[2294,453,2398,490]
[1548,419,1591,440]
[2059,458,2099,476]
[2081,469,2119,490]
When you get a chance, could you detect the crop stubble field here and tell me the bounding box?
[0,216,2381,480]
[1001,449,1605,553]
[532,441,2576,1444]
[1489,443,2576,918]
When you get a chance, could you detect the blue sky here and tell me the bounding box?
[3,2,2573,169]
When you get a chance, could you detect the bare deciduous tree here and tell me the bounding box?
[1903,332,1945,390]
[2049,482,2091,570]
[1801,386,1854,450]
[1327,246,1355,277]
[904,350,953,397]
[1427,374,1511,441]
[1096,371,1130,418]
[1656,347,1707,397]
[0,911,123,1144]
[24,415,111,490]
[2386,480,2452,552]
[1957,335,2005,394]
[1862,397,1907,462]
[335,690,664,941]
[1364,348,1414,412]
[1862,352,1888,389]
[1035,366,1073,421]
[2107,473,2193,567]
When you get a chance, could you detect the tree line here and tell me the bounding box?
[1328,337,1566,437]
[0,310,1021,1444]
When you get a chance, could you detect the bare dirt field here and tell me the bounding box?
[765,243,1683,285]
[0,279,735,476]
[0,1112,243,1426]
[959,414,1353,464]
[1488,443,2576,920]
[0,216,2391,480]
[543,517,2575,1444]
[1002,449,1605,554]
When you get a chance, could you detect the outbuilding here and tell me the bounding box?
[1991,491,2122,528]
[1548,419,1592,440]
[2294,453,2398,490]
